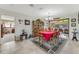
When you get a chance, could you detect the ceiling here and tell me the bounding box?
[0,4,79,17]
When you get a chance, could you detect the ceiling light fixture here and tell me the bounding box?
[39,8,43,10]
[29,4,34,7]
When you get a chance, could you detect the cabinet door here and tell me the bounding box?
[1,24,4,38]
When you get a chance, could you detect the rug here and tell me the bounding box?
[32,38,67,54]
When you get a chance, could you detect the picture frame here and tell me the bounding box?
[71,18,76,22]
[71,23,76,27]
[18,19,23,24]
[25,20,30,25]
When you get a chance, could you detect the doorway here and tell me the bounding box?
[0,15,15,43]
[1,21,15,38]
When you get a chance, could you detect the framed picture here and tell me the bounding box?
[71,18,76,22]
[18,19,23,24]
[25,20,30,25]
[71,23,76,27]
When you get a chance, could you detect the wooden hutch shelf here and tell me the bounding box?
[32,19,44,37]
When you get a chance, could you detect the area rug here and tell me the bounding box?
[31,38,67,54]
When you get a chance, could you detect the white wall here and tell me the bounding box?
[0,8,78,40]
[15,16,32,37]
[0,8,33,38]
[56,12,78,40]
[68,12,78,40]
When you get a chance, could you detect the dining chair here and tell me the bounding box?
[38,34,44,45]
[48,31,60,54]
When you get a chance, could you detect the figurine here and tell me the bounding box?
[72,29,78,41]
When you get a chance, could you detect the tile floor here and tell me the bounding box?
[0,33,15,44]
[0,39,46,54]
[60,39,79,54]
[0,34,79,54]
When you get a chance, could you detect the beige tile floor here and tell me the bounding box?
[60,39,79,54]
[0,36,79,54]
[0,40,46,54]
[0,33,15,44]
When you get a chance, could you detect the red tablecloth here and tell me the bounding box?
[39,31,56,41]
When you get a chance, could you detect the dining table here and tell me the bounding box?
[39,30,60,41]
[39,30,60,53]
